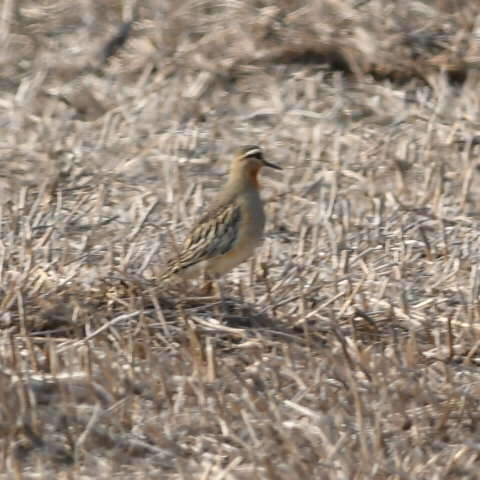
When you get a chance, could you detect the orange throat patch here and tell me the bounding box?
[249,165,261,189]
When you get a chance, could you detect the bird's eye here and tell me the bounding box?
[244,149,262,160]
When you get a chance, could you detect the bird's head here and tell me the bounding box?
[231,145,282,188]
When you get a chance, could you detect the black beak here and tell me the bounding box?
[262,159,282,170]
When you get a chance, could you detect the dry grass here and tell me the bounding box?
[2,0,480,478]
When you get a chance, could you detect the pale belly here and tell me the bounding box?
[205,242,257,275]
[178,236,260,278]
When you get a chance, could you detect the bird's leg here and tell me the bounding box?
[200,270,214,296]
[211,274,229,319]
[199,272,227,318]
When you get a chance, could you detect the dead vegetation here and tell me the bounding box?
[2,0,480,478]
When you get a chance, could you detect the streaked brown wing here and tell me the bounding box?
[165,202,241,275]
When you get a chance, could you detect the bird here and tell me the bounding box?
[160,145,282,283]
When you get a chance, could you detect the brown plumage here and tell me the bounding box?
[161,145,282,281]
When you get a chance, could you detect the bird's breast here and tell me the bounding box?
[237,194,265,248]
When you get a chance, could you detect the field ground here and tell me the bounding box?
[2,0,480,478]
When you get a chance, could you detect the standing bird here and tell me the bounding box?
[160,145,282,283]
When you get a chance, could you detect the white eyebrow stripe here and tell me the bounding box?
[244,148,261,157]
